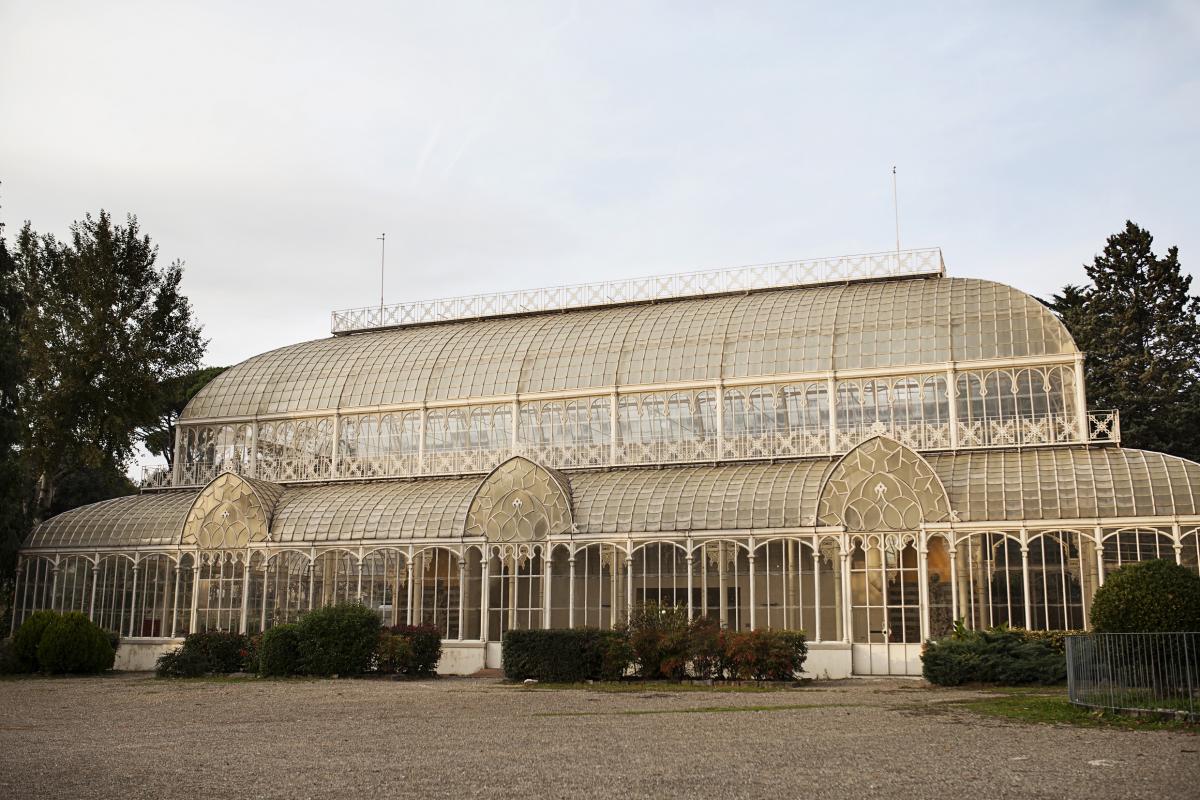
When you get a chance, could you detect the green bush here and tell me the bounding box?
[183,631,250,673]
[258,624,302,677]
[155,646,209,678]
[725,629,808,681]
[297,603,381,676]
[12,610,60,672]
[922,626,1065,686]
[37,612,116,674]
[619,602,691,679]
[1011,628,1069,654]
[388,624,443,676]
[686,616,727,679]
[1090,559,1200,632]
[375,632,414,675]
[0,638,21,675]
[503,628,632,682]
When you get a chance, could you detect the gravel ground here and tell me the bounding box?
[0,675,1196,799]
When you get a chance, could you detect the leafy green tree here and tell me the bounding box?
[1050,221,1200,462]
[0,210,29,594]
[13,211,206,522]
[141,366,226,469]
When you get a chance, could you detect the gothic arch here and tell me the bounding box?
[465,456,573,543]
[818,436,951,531]
[182,472,283,549]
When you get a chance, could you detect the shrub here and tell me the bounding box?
[922,626,1065,686]
[12,610,60,672]
[182,631,250,674]
[0,638,21,675]
[37,612,116,674]
[389,624,443,676]
[725,629,807,681]
[376,633,414,675]
[241,634,262,673]
[686,616,726,679]
[155,646,209,678]
[297,603,381,676]
[619,602,690,679]
[1090,559,1200,633]
[258,624,302,677]
[503,628,632,682]
[1011,628,1069,654]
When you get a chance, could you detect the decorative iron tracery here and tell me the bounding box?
[464,457,574,543]
[181,472,281,550]
[818,436,951,530]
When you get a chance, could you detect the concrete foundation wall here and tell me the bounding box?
[801,642,852,680]
[115,638,181,671]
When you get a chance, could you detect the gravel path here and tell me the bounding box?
[0,675,1196,799]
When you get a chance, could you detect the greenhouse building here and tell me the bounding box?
[13,248,1200,677]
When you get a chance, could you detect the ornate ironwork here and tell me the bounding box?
[330,248,946,334]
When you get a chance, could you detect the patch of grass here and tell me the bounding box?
[958,690,1197,732]
[534,702,862,718]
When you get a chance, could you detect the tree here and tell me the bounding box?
[0,207,28,591]
[13,211,206,522]
[1049,221,1200,462]
[141,366,227,468]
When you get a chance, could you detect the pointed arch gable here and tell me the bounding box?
[818,436,951,530]
[464,456,573,542]
[182,471,283,549]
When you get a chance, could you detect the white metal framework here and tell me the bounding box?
[16,255,1200,677]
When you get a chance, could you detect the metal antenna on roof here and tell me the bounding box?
[891,167,901,269]
[377,233,387,316]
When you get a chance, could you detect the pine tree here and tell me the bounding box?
[1051,221,1200,462]
[0,208,29,590]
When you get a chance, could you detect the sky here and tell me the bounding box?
[2,1,1199,470]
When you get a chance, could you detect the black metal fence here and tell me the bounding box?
[1066,632,1199,720]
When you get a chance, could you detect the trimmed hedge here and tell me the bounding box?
[726,629,807,681]
[1090,559,1200,633]
[922,626,1066,686]
[156,631,249,677]
[296,603,381,676]
[388,624,443,676]
[258,624,302,677]
[37,612,116,674]
[503,629,632,682]
[12,610,60,672]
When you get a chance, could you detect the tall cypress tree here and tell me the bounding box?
[0,210,29,589]
[1050,221,1200,461]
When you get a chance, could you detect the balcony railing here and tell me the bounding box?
[331,248,946,334]
[144,408,1120,490]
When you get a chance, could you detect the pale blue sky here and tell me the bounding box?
[2,0,1198,378]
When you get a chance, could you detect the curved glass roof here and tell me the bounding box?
[24,447,1198,550]
[182,276,1076,420]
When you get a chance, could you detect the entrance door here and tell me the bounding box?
[849,536,923,676]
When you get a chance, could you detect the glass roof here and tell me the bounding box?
[181,276,1077,420]
[24,446,1198,550]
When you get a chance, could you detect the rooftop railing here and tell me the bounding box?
[331,247,946,334]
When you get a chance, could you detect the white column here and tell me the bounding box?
[625,552,633,622]
[356,557,364,602]
[10,561,24,634]
[1020,530,1033,630]
[542,547,552,629]
[610,391,620,465]
[714,383,725,458]
[405,551,415,625]
[170,562,182,638]
[917,533,930,642]
[238,557,250,634]
[189,564,200,633]
[330,413,340,478]
[510,399,520,453]
[247,421,258,480]
[840,542,851,643]
[458,558,467,639]
[946,365,959,449]
[417,406,427,475]
[49,565,61,613]
[747,537,757,630]
[718,543,728,627]
[826,375,838,453]
[1173,522,1183,565]
[1094,526,1106,587]
[1074,353,1088,441]
[480,549,491,641]
[90,560,101,621]
[128,563,140,637]
[948,547,959,625]
[812,548,822,643]
[685,539,694,622]
[567,551,576,629]
[260,559,270,632]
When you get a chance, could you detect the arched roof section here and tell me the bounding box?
[181,276,1076,419]
[818,437,951,530]
[28,447,1200,551]
[182,472,283,549]
[464,457,573,542]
